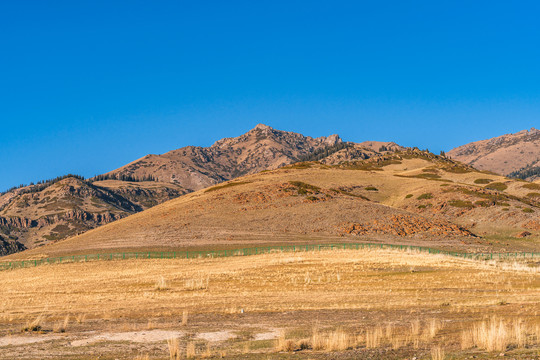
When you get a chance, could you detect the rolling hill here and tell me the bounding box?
[448,127,540,180]
[2,125,397,256]
[10,149,539,259]
[0,177,186,254]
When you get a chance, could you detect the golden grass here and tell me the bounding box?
[0,248,539,357]
[1,249,538,322]
[182,310,188,326]
[461,316,540,352]
[21,314,44,332]
[310,327,354,351]
[276,331,296,352]
[430,346,445,360]
[53,315,69,333]
[155,276,169,291]
[167,337,181,360]
[186,342,196,358]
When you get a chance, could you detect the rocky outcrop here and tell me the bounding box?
[0,236,26,256]
[341,214,475,238]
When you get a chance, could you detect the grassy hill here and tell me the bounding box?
[8,150,539,259]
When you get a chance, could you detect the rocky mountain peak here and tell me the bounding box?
[253,123,273,131]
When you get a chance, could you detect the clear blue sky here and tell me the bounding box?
[1,1,539,191]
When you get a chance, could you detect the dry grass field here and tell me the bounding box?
[1,248,539,359]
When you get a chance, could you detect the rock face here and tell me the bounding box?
[0,177,186,252]
[341,215,474,238]
[0,236,26,256]
[448,128,540,180]
[105,124,343,191]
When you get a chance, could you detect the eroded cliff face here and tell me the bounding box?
[0,177,186,253]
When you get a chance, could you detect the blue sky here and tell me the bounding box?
[1,1,539,191]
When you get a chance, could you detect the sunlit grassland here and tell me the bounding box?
[0,248,539,359]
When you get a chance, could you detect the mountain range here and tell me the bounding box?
[2,125,539,257]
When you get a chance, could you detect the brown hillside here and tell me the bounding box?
[104,124,343,191]
[0,177,186,253]
[448,128,540,179]
[11,151,540,259]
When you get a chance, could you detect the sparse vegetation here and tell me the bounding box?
[296,142,353,162]
[184,276,209,291]
[364,186,378,191]
[417,193,433,200]
[522,182,540,190]
[288,181,321,195]
[474,178,493,184]
[155,276,169,291]
[509,165,540,180]
[484,182,508,191]
[167,337,181,360]
[526,192,540,198]
[1,248,539,358]
[21,314,44,332]
[460,317,539,352]
[448,200,474,208]
[205,181,251,192]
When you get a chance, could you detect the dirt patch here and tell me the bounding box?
[196,330,234,342]
[253,329,281,341]
[0,334,62,347]
[70,329,183,346]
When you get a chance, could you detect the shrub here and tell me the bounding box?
[484,182,508,191]
[474,178,493,184]
[205,181,251,192]
[415,173,441,179]
[522,183,540,190]
[289,181,321,196]
[526,192,540,198]
[522,207,534,213]
[417,193,433,200]
[405,194,413,199]
[475,200,491,207]
[448,200,474,208]
[365,186,378,191]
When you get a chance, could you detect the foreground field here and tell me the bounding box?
[0,248,539,359]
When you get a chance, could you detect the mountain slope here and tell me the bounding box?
[0,177,186,254]
[104,124,343,191]
[11,150,539,259]
[448,128,540,180]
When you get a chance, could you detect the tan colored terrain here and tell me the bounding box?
[0,177,186,254]
[105,124,343,191]
[0,125,397,257]
[448,127,540,180]
[0,248,538,359]
[10,150,539,260]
